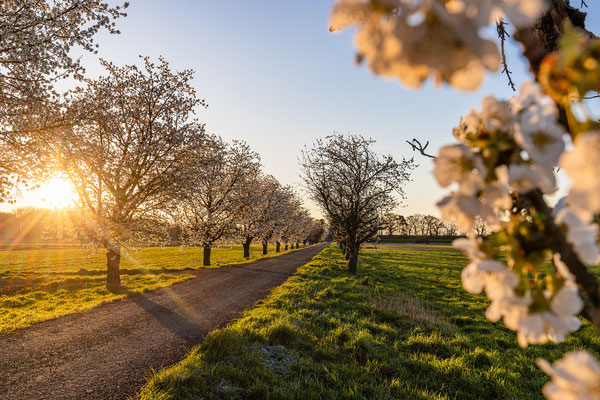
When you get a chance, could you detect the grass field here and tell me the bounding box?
[0,243,308,334]
[139,244,600,400]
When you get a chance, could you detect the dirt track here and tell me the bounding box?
[0,243,329,400]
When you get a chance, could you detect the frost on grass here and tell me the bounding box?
[251,343,295,376]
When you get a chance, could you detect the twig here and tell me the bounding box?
[406,139,436,159]
[497,18,516,92]
[580,0,588,8]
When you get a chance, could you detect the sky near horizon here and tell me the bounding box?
[5,1,600,217]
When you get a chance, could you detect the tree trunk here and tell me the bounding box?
[203,244,211,267]
[276,241,281,252]
[262,241,268,255]
[243,237,252,258]
[285,244,288,251]
[347,245,359,275]
[296,242,299,248]
[106,246,121,292]
[303,240,307,246]
[290,243,294,249]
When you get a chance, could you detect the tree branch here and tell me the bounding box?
[496,17,516,91]
[406,138,436,159]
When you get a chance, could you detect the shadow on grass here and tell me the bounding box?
[0,269,184,296]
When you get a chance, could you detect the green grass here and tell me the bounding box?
[138,244,600,400]
[0,243,310,334]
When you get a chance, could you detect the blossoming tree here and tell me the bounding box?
[234,173,283,258]
[329,0,600,397]
[300,133,414,274]
[60,57,206,292]
[0,0,127,202]
[170,135,261,266]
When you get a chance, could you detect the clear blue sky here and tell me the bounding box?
[9,1,600,216]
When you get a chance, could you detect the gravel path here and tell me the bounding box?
[0,243,329,400]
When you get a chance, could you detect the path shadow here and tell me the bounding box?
[229,264,295,276]
[130,296,204,344]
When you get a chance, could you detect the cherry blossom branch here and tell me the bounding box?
[513,2,600,330]
[523,189,600,330]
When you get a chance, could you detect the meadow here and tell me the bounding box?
[139,244,600,400]
[0,243,306,334]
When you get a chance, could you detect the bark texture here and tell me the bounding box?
[347,245,359,275]
[106,247,121,293]
[203,245,211,267]
[243,237,252,258]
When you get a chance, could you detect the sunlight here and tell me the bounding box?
[36,177,78,209]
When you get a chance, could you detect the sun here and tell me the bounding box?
[36,177,78,209]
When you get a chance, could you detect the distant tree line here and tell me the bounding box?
[379,213,489,239]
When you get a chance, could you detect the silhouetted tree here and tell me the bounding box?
[300,133,414,274]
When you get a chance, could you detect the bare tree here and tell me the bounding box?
[59,57,206,292]
[396,215,409,235]
[407,214,426,236]
[300,133,415,274]
[474,216,488,237]
[423,215,444,236]
[171,135,260,266]
[444,221,458,237]
[381,213,400,235]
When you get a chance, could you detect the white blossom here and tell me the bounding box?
[516,283,582,347]
[433,144,485,190]
[461,259,516,295]
[555,208,600,265]
[479,181,512,229]
[456,0,546,28]
[508,163,557,194]
[480,96,514,132]
[452,97,513,143]
[330,0,501,90]
[538,351,600,400]
[515,104,565,167]
[553,253,576,282]
[437,191,481,232]
[486,295,530,330]
[560,131,600,221]
[511,82,566,166]
[453,237,486,260]
[452,113,482,143]
[512,81,549,113]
